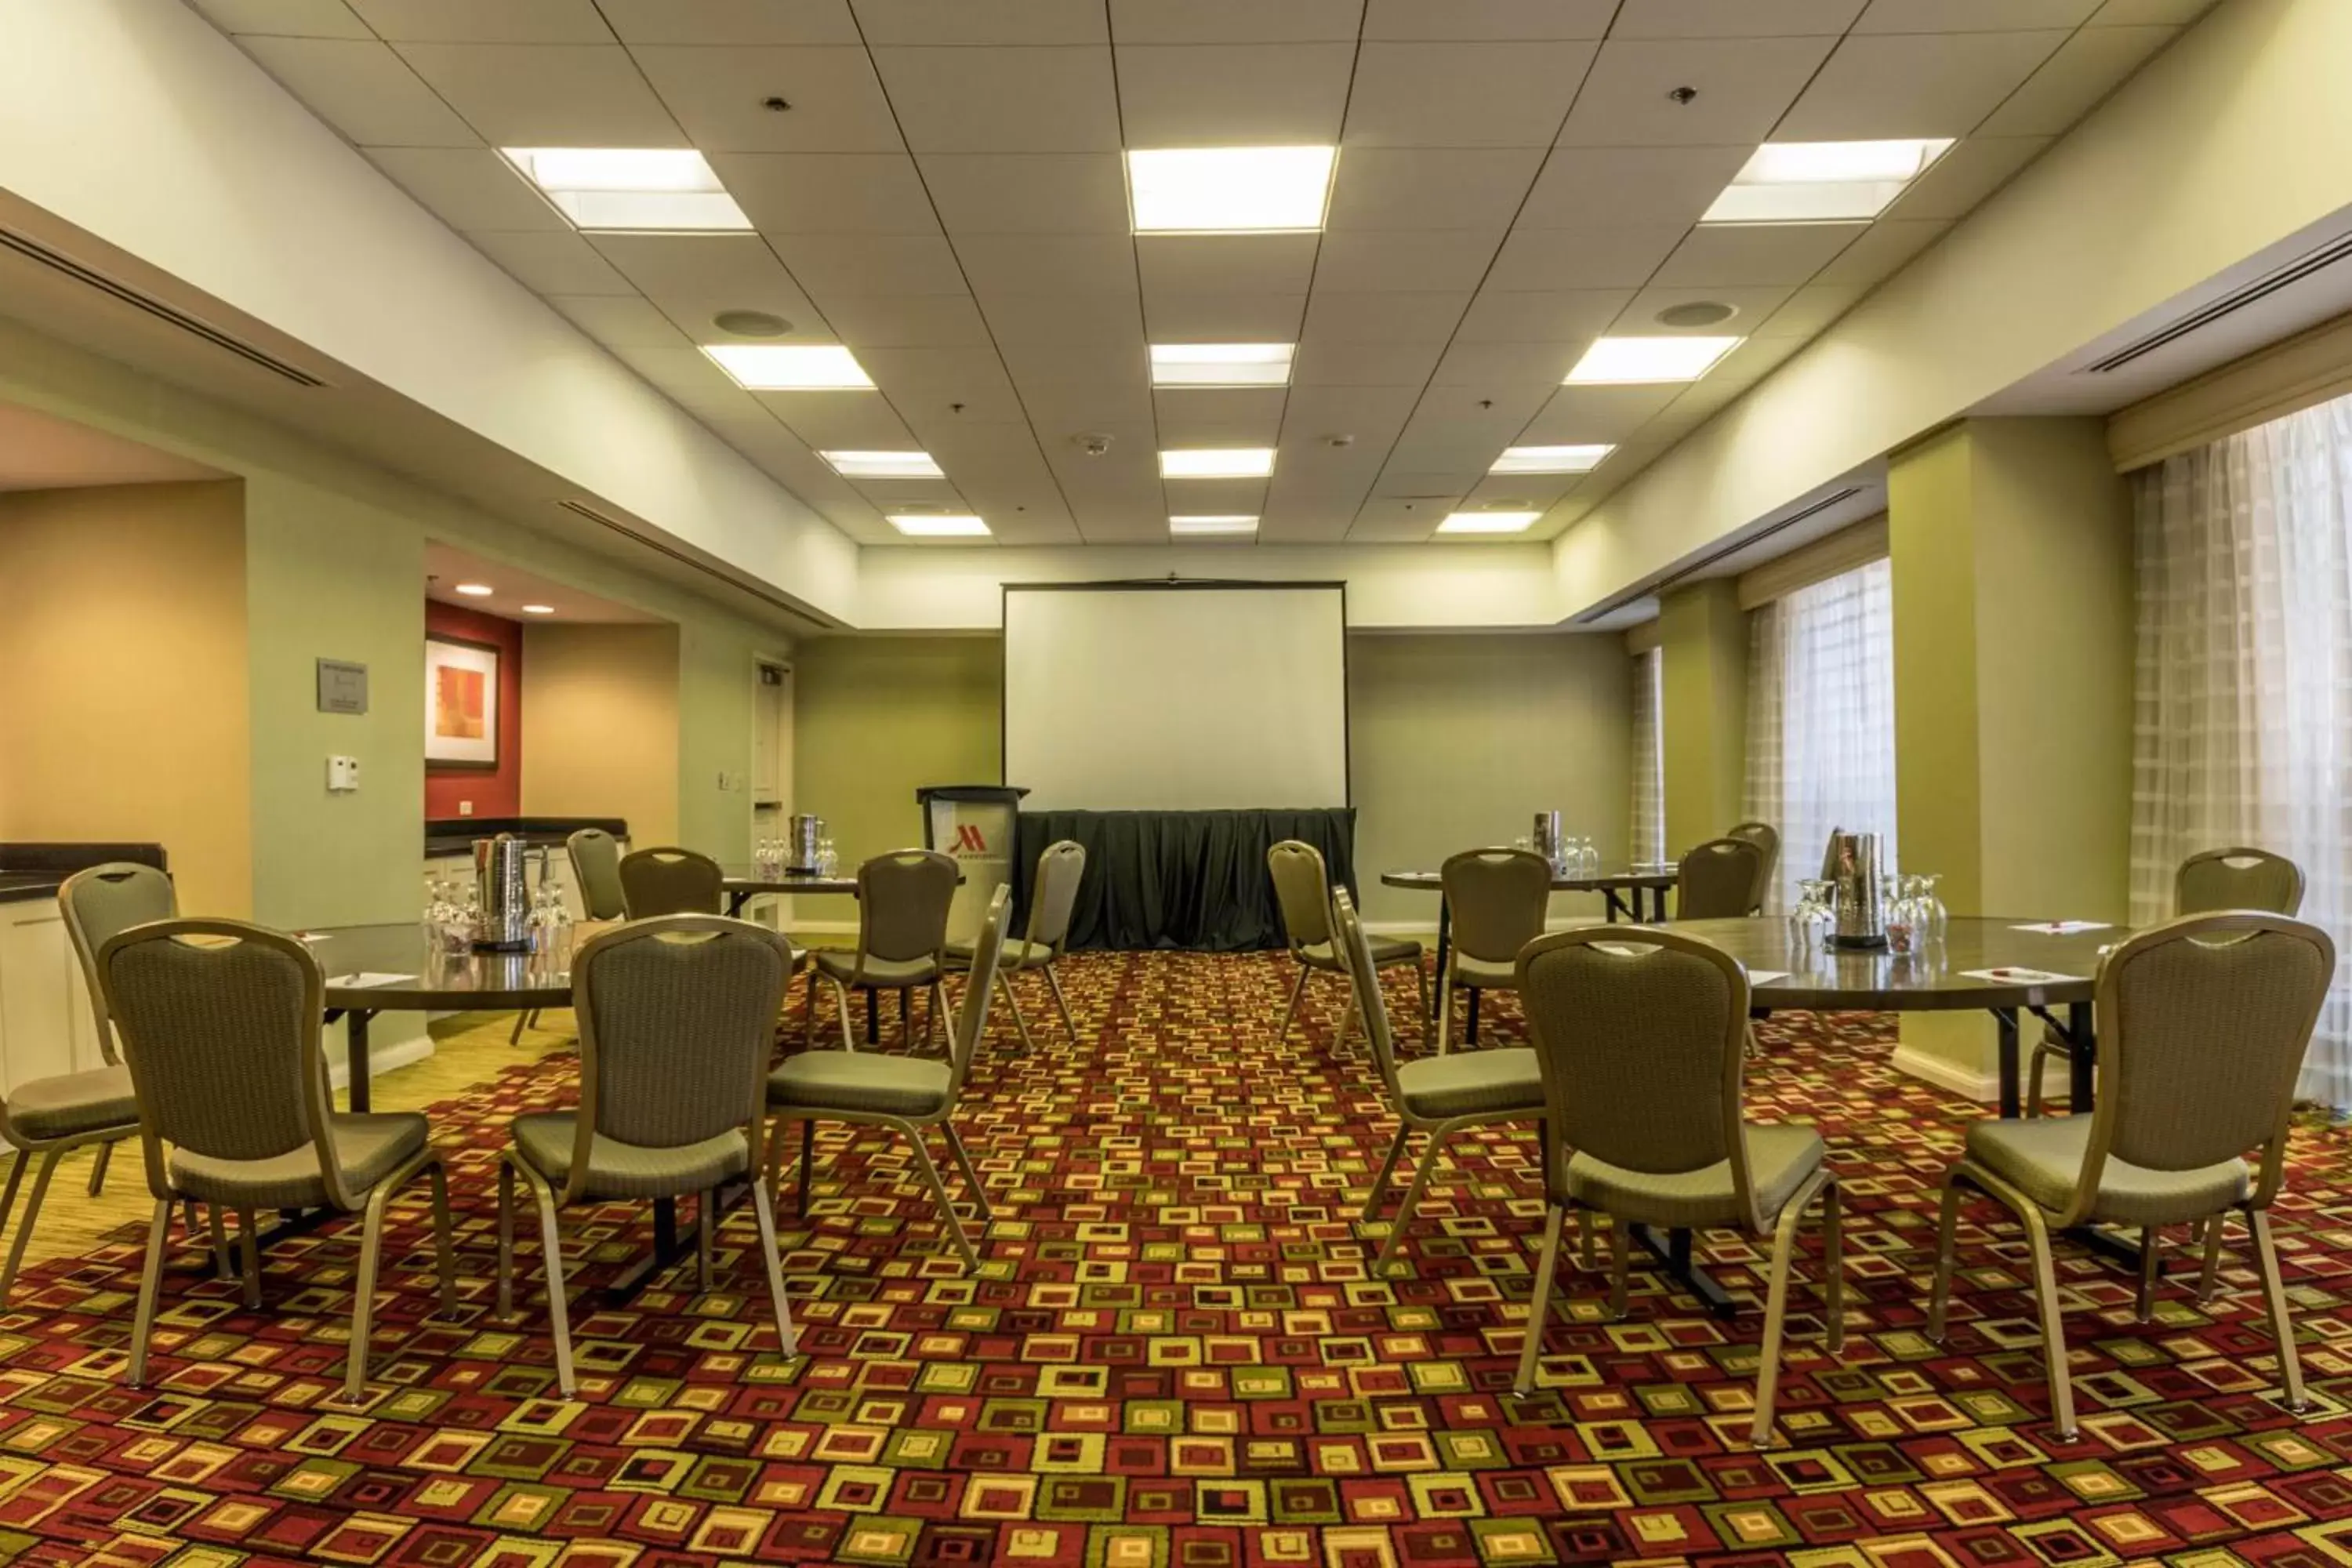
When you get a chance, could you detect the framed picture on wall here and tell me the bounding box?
[425,633,499,769]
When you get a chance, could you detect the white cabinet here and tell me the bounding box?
[0,898,104,1096]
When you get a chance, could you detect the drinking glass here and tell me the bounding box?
[1918,873,1948,949]
[1790,880,1835,952]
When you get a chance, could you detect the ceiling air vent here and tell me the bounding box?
[1572,486,1865,625]
[0,226,326,388]
[2082,229,2352,375]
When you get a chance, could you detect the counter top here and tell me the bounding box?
[423,816,626,857]
[0,843,168,906]
[0,873,61,905]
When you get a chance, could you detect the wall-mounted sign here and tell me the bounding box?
[316,659,368,715]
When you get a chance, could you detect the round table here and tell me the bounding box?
[719,869,855,916]
[314,924,574,1114]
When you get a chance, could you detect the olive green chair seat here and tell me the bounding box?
[1436,848,1552,1054]
[172,1112,430,1210]
[7,1065,137,1142]
[769,1053,953,1119]
[1269,840,1427,1052]
[1300,933,1422,968]
[1963,1116,2248,1225]
[947,935,1049,968]
[511,1114,750,1200]
[811,950,936,987]
[1565,1124,1824,1231]
[1450,953,1516,989]
[942,840,1089,1052]
[1395,1048,1543,1120]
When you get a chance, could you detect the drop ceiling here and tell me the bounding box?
[189,0,2210,547]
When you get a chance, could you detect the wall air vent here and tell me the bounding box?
[0,226,326,388]
[2082,229,2352,375]
[1572,486,1865,625]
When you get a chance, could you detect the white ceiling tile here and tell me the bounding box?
[1517,145,1750,229]
[465,230,634,292]
[1327,149,1547,231]
[982,292,1147,344]
[1429,342,1577,385]
[850,0,1108,45]
[868,379,1027,427]
[1853,0,2100,29]
[844,474,966,508]
[633,47,906,153]
[916,154,1128,235]
[870,47,1121,152]
[918,419,1056,474]
[191,0,372,38]
[347,0,610,41]
[601,343,747,404]
[588,234,822,327]
[1153,390,1289,445]
[1281,383,1425,437]
[855,346,1019,395]
[1466,472,1579,506]
[544,293,694,348]
[1775,31,2071,140]
[1301,290,1473,343]
[1976,24,2178,136]
[998,336,1149,385]
[1450,289,1628,343]
[1312,230,1505,292]
[393,43,685,145]
[1344,506,1439,543]
[1116,45,1356,146]
[1345,43,1599,147]
[1809,217,1950,285]
[362,147,565,229]
[1557,36,1838,146]
[1753,282,1866,338]
[820,293,996,347]
[237,37,481,147]
[753,389,915,447]
[595,0,860,44]
[1521,384,1683,441]
[711,153,938,233]
[2089,0,2215,21]
[1014,383,1158,427]
[1485,225,1688,290]
[1393,387,1553,451]
[953,234,1138,298]
[1608,0,1868,36]
[768,233,970,296]
[1360,0,1617,40]
[1135,235,1320,296]
[1110,0,1364,43]
[1619,282,1798,335]
[985,513,1085,546]
[1293,339,1446,386]
[1702,334,1806,386]
[1649,221,1860,286]
[1160,477,1272,514]
[1141,293,1309,340]
[1886,136,2051,220]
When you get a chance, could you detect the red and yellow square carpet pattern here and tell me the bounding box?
[0,949,2343,1566]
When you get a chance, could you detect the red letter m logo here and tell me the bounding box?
[952,823,988,854]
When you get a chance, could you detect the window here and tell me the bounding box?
[1631,646,1664,866]
[1742,559,1898,914]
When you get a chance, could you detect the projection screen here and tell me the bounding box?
[1003,584,1348,811]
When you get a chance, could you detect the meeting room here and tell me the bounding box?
[1,1,2348,1563]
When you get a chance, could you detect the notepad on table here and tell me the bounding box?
[328,972,413,989]
[2009,921,2111,935]
[1747,970,1791,985]
[1961,967,2080,985]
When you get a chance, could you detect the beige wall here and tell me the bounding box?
[793,637,1001,872]
[1657,579,1748,861]
[0,481,252,914]
[521,623,682,847]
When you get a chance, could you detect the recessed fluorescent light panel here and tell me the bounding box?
[1564,336,1741,385]
[1490,444,1613,475]
[702,344,873,390]
[1160,448,1277,479]
[1703,139,1954,224]
[1170,515,1259,536]
[887,514,991,538]
[1127,147,1337,234]
[1150,343,1295,388]
[453,582,495,597]
[521,604,556,615]
[821,450,942,479]
[1436,511,1541,535]
[502,148,752,233]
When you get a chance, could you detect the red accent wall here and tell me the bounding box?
[425,600,523,819]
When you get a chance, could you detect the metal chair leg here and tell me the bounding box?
[1361,1125,1409,1225]
[901,1125,979,1272]
[1822,1181,1845,1355]
[801,971,819,1048]
[495,1162,517,1319]
[940,1123,993,1225]
[1577,1207,1597,1272]
[2020,1205,2076,1439]
[238,1207,263,1308]
[996,971,1036,1052]
[2198,1210,2228,1302]
[0,1154,26,1247]
[207,1203,233,1281]
[1436,961,1455,1056]
[749,1178,798,1358]
[1513,1203,1566,1396]
[1926,1178,1962,1341]
[2249,1207,2309,1413]
[1274,967,1308,1044]
[0,1146,64,1305]
[509,1011,528,1047]
[797,1119,816,1218]
[2136,1225,2161,1322]
[831,978,856,1052]
[86,1140,113,1197]
[1751,1178,1824,1449]
[1606,1212,1632,1319]
[1044,965,1080,1045]
[126,1198,172,1388]
[527,1176,575,1396]
[427,1163,457,1312]
[340,1182,395,1404]
[696,1189,717,1294]
[1374,1127,1452,1272]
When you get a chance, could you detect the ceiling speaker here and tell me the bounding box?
[712,309,793,338]
[1656,300,1737,328]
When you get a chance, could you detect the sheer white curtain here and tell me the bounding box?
[1631,647,1665,866]
[1743,559,1899,914]
[2132,394,2352,1104]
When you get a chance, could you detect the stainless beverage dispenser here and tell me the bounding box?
[474,836,532,950]
[786,813,826,874]
[1532,811,1563,873]
[1827,829,1886,950]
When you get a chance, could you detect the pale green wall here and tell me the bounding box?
[0,319,794,928]
[1657,579,1748,859]
[793,637,1002,872]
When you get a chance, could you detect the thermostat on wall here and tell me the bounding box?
[327,755,361,793]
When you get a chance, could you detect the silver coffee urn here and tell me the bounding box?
[1827,829,1886,949]
[786,813,826,874]
[474,836,532,951]
[1532,811,1564,873]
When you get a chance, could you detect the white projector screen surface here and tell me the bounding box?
[1004,586,1348,811]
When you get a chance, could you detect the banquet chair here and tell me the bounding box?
[2027,846,2307,1115]
[1436,848,1551,1054]
[768,884,1010,1272]
[1269,840,1426,1049]
[1512,925,1842,1449]
[100,919,455,1403]
[567,828,629,920]
[1333,889,1541,1269]
[498,915,797,1396]
[946,839,1087,1050]
[1726,822,1780,895]
[805,849,956,1051]
[1675,837,1769,920]
[1928,912,2330,1439]
[618,846,724,919]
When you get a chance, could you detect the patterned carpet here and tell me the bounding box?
[0,949,2345,1567]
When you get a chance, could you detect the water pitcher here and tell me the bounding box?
[787,813,826,873]
[473,836,532,951]
[1827,830,1886,950]
[1532,811,1563,873]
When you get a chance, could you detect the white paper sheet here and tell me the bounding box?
[2009,921,2111,935]
[1747,971,1791,985]
[1960,967,2080,985]
[328,971,414,988]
